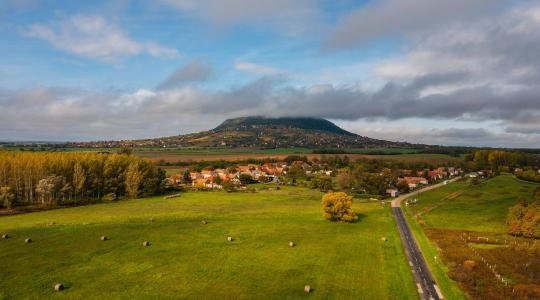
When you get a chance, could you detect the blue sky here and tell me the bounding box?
[1,0,539,147]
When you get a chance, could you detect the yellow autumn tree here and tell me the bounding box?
[321,192,358,222]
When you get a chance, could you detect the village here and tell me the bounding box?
[169,159,466,198]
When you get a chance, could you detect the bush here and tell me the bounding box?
[321,192,358,222]
[103,193,117,201]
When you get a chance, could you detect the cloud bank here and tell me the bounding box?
[2,1,539,147]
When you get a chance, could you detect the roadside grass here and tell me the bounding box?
[415,175,537,232]
[404,175,539,299]
[0,187,417,299]
[404,210,467,300]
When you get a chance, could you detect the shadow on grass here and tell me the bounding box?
[355,213,367,223]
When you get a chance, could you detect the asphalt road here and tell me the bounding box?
[390,178,461,300]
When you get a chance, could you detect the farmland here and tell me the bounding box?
[404,175,540,299]
[0,186,417,299]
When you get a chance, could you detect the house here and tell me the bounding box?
[401,177,428,189]
[386,188,399,197]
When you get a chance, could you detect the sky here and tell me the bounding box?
[0,0,539,148]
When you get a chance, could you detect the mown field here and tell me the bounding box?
[404,175,540,299]
[0,186,417,299]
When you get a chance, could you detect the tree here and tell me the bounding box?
[397,180,410,193]
[0,186,15,209]
[73,163,86,201]
[35,175,63,206]
[318,176,333,192]
[239,174,255,185]
[321,192,358,222]
[521,204,540,238]
[125,162,142,198]
[214,175,223,185]
[182,169,191,184]
[336,172,351,190]
[507,199,527,236]
[117,147,133,156]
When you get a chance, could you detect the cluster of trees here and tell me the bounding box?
[507,187,540,238]
[467,150,539,171]
[515,169,540,183]
[301,158,458,195]
[0,151,166,209]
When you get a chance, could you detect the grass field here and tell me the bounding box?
[0,186,417,299]
[404,175,539,299]
[409,175,537,232]
[4,146,459,164]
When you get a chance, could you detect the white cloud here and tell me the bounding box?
[24,14,180,62]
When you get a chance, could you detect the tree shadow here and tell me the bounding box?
[354,213,367,223]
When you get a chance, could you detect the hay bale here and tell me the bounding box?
[288,241,295,247]
[25,238,32,243]
[150,218,155,222]
[100,236,108,241]
[463,260,476,270]
[381,237,387,242]
[1,234,8,239]
[49,221,56,226]
[54,283,64,291]
[304,285,311,293]
[143,241,150,247]
[202,220,207,225]
[227,236,234,242]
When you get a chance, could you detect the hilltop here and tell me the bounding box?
[68,116,410,149]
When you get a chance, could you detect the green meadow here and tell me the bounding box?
[409,175,537,232]
[403,175,539,299]
[0,186,417,299]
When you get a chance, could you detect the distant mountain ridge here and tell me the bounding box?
[67,116,411,149]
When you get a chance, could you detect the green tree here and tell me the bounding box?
[239,174,255,185]
[182,169,191,184]
[318,176,333,192]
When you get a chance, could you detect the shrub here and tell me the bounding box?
[321,192,358,222]
[103,193,117,201]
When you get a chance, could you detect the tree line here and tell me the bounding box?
[0,151,165,209]
[466,149,539,171]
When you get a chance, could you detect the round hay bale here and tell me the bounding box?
[288,241,295,247]
[150,218,154,222]
[381,237,387,242]
[463,260,476,270]
[100,236,108,241]
[2,234,8,239]
[25,238,32,243]
[54,283,64,291]
[49,221,56,226]
[143,241,150,247]
[304,285,311,293]
[202,220,207,225]
[227,236,234,242]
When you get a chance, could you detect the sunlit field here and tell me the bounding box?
[0,186,417,299]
